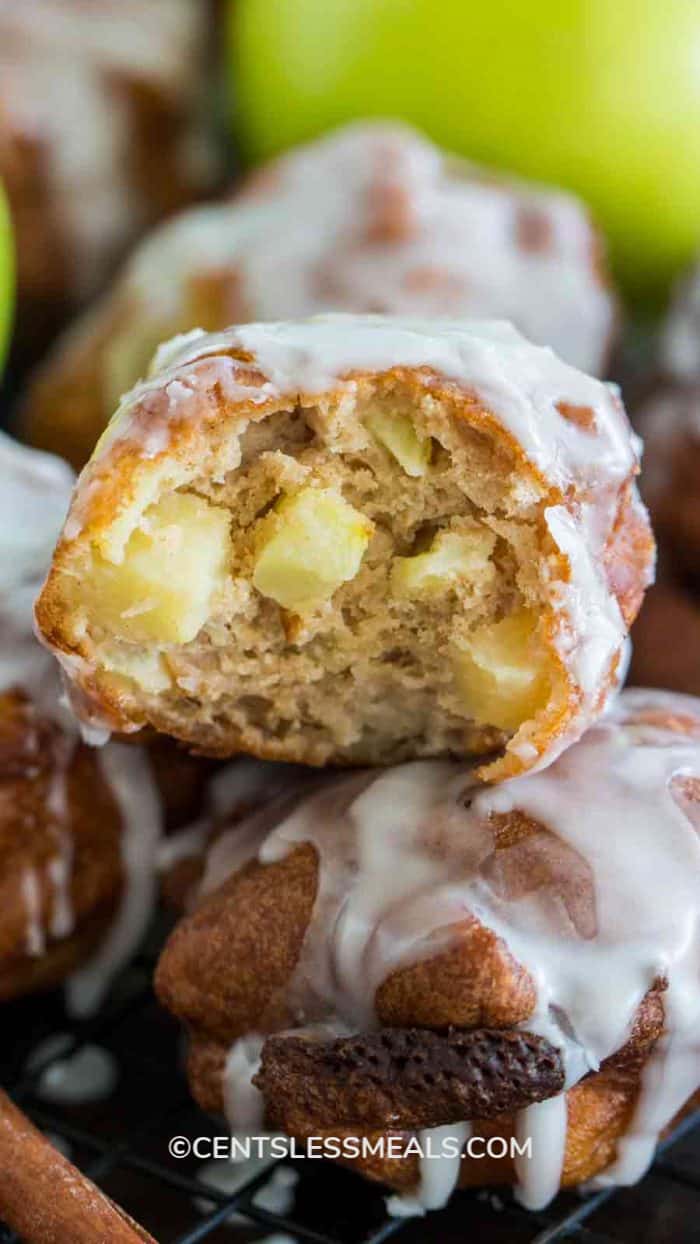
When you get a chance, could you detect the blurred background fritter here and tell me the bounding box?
[0,0,222,353]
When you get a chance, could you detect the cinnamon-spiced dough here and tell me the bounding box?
[36,315,653,780]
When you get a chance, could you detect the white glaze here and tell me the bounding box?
[60,312,644,776]
[215,689,700,1211]
[67,743,162,1016]
[46,832,74,941]
[154,750,304,883]
[157,818,210,874]
[107,120,614,378]
[222,1035,267,1135]
[0,432,75,961]
[198,763,322,901]
[387,1123,472,1218]
[124,314,635,494]
[46,732,77,940]
[21,869,45,957]
[0,431,74,704]
[0,0,216,297]
[207,758,312,822]
[195,1147,297,1227]
[27,1035,118,1105]
[253,1165,299,1217]
[513,1095,568,1210]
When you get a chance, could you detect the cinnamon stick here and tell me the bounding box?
[0,1090,156,1243]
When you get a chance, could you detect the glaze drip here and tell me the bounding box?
[212,689,700,1210]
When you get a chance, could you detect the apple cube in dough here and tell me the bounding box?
[252,486,373,613]
[366,410,432,477]
[391,527,496,598]
[452,609,551,733]
[88,491,232,645]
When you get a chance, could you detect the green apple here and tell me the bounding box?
[229,0,700,297]
[0,185,13,370]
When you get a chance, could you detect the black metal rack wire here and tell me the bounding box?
[2,919,698,1244]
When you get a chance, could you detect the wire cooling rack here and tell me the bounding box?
[1,917,698,1244]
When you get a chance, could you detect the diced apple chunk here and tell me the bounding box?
[88,491,232,644]
[392,528,496,598]
[252,486,373,613]
[366,410,431,477]
[452,610,551,733]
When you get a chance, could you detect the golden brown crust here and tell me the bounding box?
[0,690,124,1001]
[375,918,536,1030]
[155,799,681,1195]
[154,809,664,1056]
[155,843,319,1044]
[604,483,656,628]
[155,826,542,1042]
[35,353,653,780]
